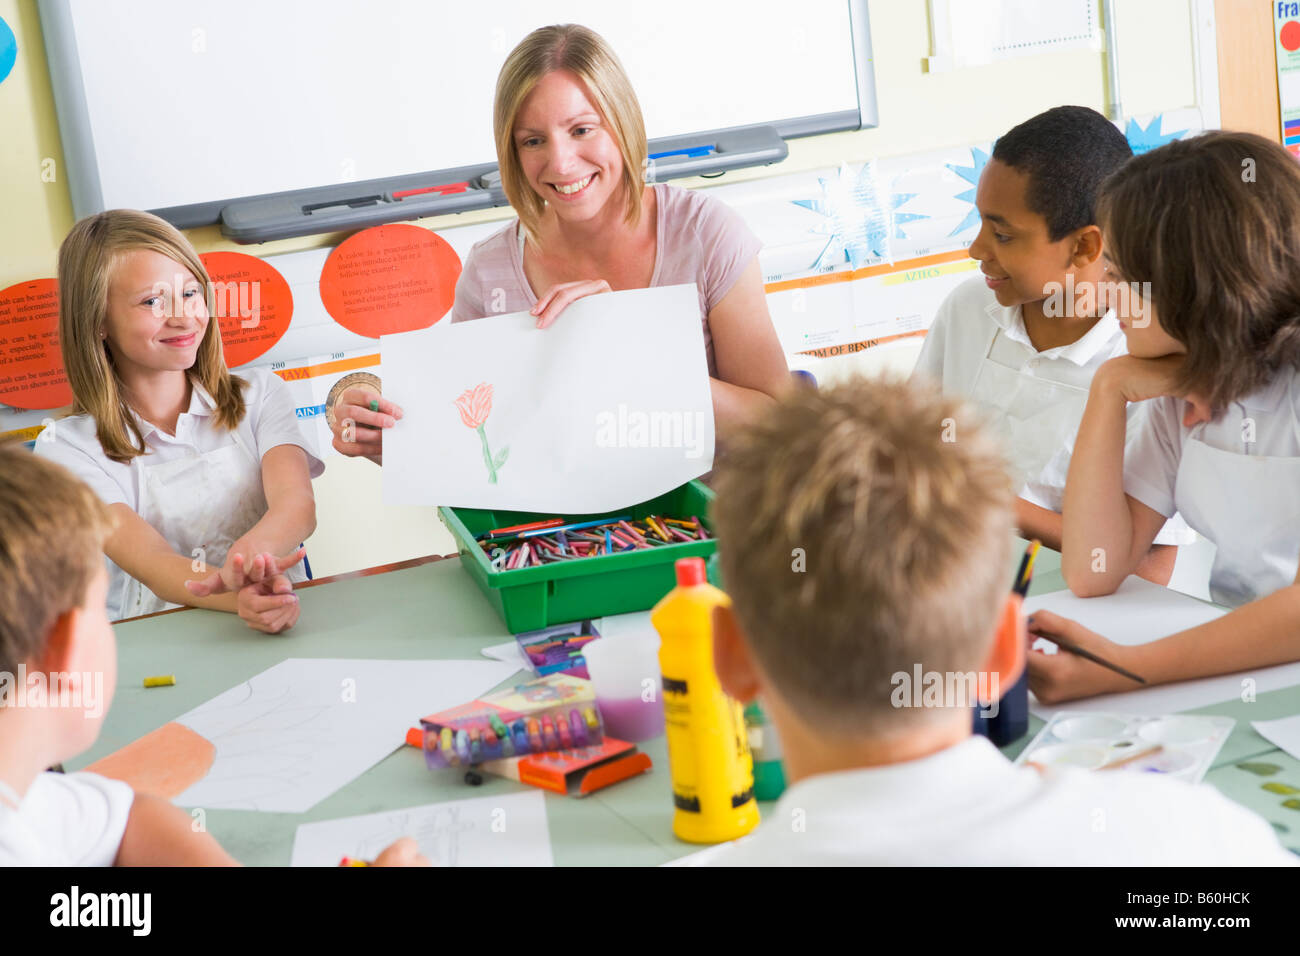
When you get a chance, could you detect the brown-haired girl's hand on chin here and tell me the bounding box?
[235,572,300,634]
[1025,610,1139,703]
[531,279,611,329]
[330,387,403,465]
[1098,354,1214,426]
[1098,354,1188,404]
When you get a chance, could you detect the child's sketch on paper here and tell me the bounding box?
[454,382,508,483]
[289,791,554,867]
[169,658,523,813]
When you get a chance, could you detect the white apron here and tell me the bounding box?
[116,430,307,619]
[970,328,1090,498]
[1172,418,1300,608]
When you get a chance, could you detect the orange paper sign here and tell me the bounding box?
[199,251,294,368]
[319,223,461,338]
[0,278,73,410]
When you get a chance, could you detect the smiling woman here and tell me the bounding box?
[33,210,323,631]
[329,24,792,464]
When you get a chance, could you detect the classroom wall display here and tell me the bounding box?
[198,251,294,367]
[1275,1,1300,158]
[0,278,72,411]
[0,15,17,86]
[927,0,1103,72]
[318,224,461,338]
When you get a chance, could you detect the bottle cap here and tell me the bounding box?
[675,556,706,586]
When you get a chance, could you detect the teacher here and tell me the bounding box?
[332,23,791,464]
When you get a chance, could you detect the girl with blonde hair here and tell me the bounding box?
[36,209,322,631]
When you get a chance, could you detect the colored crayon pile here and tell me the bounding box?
[474,514,710,571]
[430,707,603,766]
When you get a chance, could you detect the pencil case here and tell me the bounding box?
[418,673,606,769]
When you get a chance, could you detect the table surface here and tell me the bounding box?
[68,541,1300,864]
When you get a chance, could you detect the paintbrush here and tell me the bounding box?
[1098,744,1163,770]
[1042,631,1148,685]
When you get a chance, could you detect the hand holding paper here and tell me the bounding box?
[382,284,715,511]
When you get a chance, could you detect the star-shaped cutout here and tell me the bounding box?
[946,146,990,238]
[792,164,929,270]
[1125,116,1188,155]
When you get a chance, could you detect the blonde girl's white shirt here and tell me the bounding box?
[32,367,325,620]
[0,772,134,866]
[913,277,1194,545]
[682,736,1295,866]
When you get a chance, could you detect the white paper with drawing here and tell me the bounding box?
[1026,577,1300,719]
[289,791,553,867]
[382,284,715,511]
[171,658,520,813]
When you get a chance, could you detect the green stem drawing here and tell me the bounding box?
[478,424,498,484]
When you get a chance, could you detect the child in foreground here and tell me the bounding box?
[0,446,424,866]
[689,378,1291,865]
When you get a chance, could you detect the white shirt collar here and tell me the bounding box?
[131,375,215,441]
[1237,367,1295,412]
[985,298,1122,367]
[771,735,1017,819]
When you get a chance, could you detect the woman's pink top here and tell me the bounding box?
[450,183,761,377]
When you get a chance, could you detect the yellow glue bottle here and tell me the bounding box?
[651,557,760,844]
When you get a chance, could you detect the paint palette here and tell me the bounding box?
[1015,712,1235,783]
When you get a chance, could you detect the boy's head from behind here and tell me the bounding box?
[973,106,1132,312]
[0,444,116,755]
[710,379,1020,746]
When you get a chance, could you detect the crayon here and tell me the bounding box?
[570,709,587,746]
[143,675,175,688]
[512,719,529,753]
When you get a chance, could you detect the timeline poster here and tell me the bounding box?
[1276,2,1300,158]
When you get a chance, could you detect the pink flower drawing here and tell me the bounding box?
[454,382,508,483]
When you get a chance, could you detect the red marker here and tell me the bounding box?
[391,182,470,200]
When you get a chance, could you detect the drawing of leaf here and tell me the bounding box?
[493,446,509,470]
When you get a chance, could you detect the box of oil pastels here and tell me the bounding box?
[1015,712,1235,783]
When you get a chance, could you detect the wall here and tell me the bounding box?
[0,0,1211,576]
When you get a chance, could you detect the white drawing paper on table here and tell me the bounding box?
[1025,577,1300,719]
[289,791,553,867]
[480,639,528,671]
[382,284,715,512]
[1251,714,1300,764]
[171,658,521,813]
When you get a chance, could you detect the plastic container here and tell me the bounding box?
[583,630,665,742]
[418,673,604,769]
[744,701,787,801]
[652,557,760,844]
[438,481,716,632]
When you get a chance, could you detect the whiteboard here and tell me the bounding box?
[41,0,874,224]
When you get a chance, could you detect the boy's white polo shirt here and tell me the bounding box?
[913,277,1194,545]
[683,736,1294,866]
[0,771,133,866]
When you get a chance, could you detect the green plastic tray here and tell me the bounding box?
[438,481,716,632]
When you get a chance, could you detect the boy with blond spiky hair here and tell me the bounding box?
[686,379,1291,865]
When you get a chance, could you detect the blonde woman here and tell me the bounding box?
[34,210,322,631]
[332,23,790,463]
